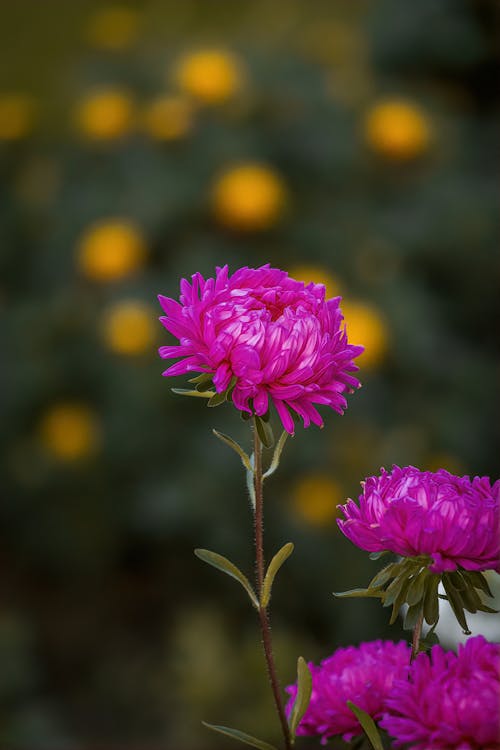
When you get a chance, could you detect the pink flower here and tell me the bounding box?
[285,640,410,743]
[158,265,363,434]
[381,635,500,750]
[337,466,500,573]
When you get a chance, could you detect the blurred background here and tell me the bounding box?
[1,0,499,748]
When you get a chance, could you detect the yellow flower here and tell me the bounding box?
[86,6,140,50]
[364,100,432,160]
[292,474,343,526]
[212,163,286,231]
[39,404,99,461]
[77,220,146,282]
[173,49,244,105]
[341,300,388,368]
[75,89,134,140]
[102,300,156,355]
[142,95,193,141]
[288,264,341,299]
[0,94,35,140]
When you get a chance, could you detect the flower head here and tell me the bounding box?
[286,640,410,743]
[337,466,500,573]
[158,265,363,434]
[381,635,500,750]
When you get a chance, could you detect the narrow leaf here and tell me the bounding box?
[212,430,253,472]
[288,657,312,740]
[369,551,390,561]
[208,391,228,407]
[383,572,409,607]
[403,603,423,630]
[261,543,294,608]
[463,570,493,598]
[389,578,412,625]
[194,549,259,609]
[369,562,399,589]
[333,588,383,599]
[246,467,256,510]
[254,415,274,448]
[442,574,471,634]
[202,722,278,750]
[171,388,214,398]
[346,702,384,750]
[263,431,289,479]
[406,569,428,606]
[423,574,440,626]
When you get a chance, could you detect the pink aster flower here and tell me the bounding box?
[158,265,363,434]
[285,640,410,744]
[381,635,500,750]
[337,466,500,573]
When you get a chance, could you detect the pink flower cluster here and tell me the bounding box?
[381,635,500,750]
[158,265,363,434]
[337,466,500,573]
[285,640,411,743]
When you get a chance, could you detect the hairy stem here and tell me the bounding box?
[411,609,424,661]
[253,421,292,750]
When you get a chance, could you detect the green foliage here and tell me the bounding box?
[202,722,278,750]
[194,549,259,609]
[288,657,312,742]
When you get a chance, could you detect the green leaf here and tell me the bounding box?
[261,543,294,608]
[369,562,399,589]
[171,388,214,398]
[202,722,278,750]
[212,430,253,472]
[389,578,412,625]
[288,657,312,741]
[346,702,384,750]
[246,466,256,510]
[194,549,259,609]
[333,588,384,599]
[406,569,428,606]
[188,372,214,390]
[254,415,274,448]
[462,570,493,598]
[369,551,390,561]
[403,602,423,630]
[383,571,410,608]
[262,431,288,480]
[208,390,229,407]
[442,574,471,634]
[419,622,440,651]
[423,574,440,626]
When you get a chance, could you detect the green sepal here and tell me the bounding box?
[202,722,278,750]
[423,574,440,625]
[442,573,471,634]
[383,567,411,607]
[288,657,312,742]
[333,588,384,599]
[262,431,288,480]
[346,702,384,750]
[405,569,429,606]
[261,542,294,609]
[212,429,253,473]
[389,577,412,625]
[254,415,274,448]
[369,562,399,589]
[194,549,259,610]
[208,391,228,407]
[240,410,252,421]
[171,387,214,398]
[462,570,493,598]
[403,602,423,630]
[418,622,440,651]
[369,551,390,561]
[188,372,214,390]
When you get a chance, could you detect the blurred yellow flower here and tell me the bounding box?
[75,89,134,140]
[212,163,286,231]
[0,94,35,140]
[364,100,432,160]
[173,49,245,105]
[39,404,99,461]
[86,6,140,50]
[77,220,147,282]
[292,474,343,526]
[341,300,388,368]
[142,96,193,141]
[288,264,341,299]
[102,300,156,355]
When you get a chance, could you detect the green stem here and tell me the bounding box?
[411,609,424,661]
[253,420,292,750]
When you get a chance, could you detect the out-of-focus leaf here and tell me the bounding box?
[288,657,312,741]
[202,722,278,750]
[463,570,493,598]
[403,602,422,630]
[423,574,440,625]
[208,390,228,407]
[254,415,274,448]
[369,551,390,561]
[442,574,471,634]
[194,549,259,609]
[333,588,383,599]
[406,569,428,606]
[346,702,384,750]
[261,542,294,608]
[171,388,214,398]
[263,431,288,479]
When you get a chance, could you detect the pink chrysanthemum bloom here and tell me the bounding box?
[158,265,363,434]
[381,635,500,750]
[285,640,410,744]
[337,466,500,573]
